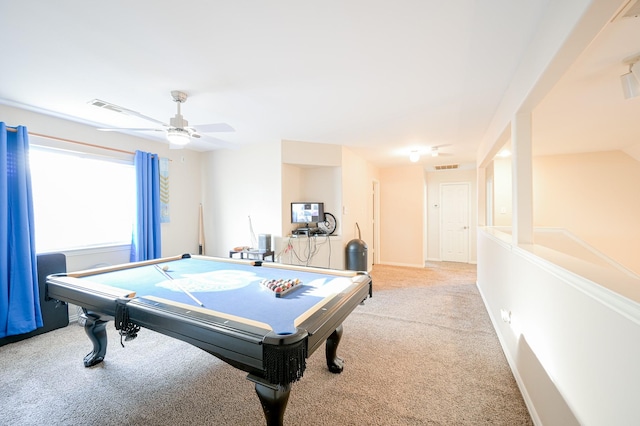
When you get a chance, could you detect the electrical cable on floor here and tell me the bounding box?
[305,234,312,266]
[284,233,332,267]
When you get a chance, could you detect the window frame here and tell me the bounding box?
[29,139,136,253]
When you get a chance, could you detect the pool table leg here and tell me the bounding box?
[81,311,109,367]
[254,382,291,426]
[325,324,344,373]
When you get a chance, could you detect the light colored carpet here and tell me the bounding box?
[0,262,532,425]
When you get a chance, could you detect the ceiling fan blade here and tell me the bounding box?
[193,123,235,133]
[89,99,168,126]
[97,127,165,132]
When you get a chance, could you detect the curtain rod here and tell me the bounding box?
[5,126,134,155]
[5,126,170,159]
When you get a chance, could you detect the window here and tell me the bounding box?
[29,147,135,252]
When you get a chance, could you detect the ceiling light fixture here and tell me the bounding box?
[632,60,640,84]
[409,150,420,162]
[621,60,640,99]
[431,148,439,157]
[166,128,191,146]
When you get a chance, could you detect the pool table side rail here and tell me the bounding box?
[126,297,270,373]
[257,260,363,277]
[46,275,136,315]
[46,273,277,374]
[141,295,273,331]
[64,254,188,278]
[297,274,372,355]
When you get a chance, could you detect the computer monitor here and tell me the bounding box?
[291,202,324,225]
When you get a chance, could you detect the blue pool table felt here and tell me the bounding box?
[78,258,353,335]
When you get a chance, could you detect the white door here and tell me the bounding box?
[440,183,470,262]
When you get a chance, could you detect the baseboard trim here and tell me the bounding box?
[376,261,425,268]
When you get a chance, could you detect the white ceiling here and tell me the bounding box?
[1,1,638,167]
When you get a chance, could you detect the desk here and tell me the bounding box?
[229,249,275,262]
[46,254,372,425]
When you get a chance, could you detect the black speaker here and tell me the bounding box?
[0,253,68,347]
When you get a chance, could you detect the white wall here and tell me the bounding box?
[276,235,343,269]
[281,139,342,166]
[377,164,479,268]
[475,1,633,423]
[533,151,640,275]
[163,151,203,257]
[478,229,640,425]
[278,160,345,269]
[378,165,425,267]
[284,166,341,236]
[278,141,380,271]
[201,140,282,258]
[492,158,512,227]
[341,147,379,270]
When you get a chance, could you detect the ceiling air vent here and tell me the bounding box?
[435,164,459,170]
[88,99,128,114]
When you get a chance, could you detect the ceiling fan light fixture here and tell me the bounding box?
[409,150,420,162]
[431,148,439,157]
[166,128,191,146]
[621,72,640,99]
[621,62,640,99]
[632,61,640,85]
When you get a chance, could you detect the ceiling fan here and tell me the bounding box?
[90,90,234,149]
[429,144,452,157]
[409,144,452,162]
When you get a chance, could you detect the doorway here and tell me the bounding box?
[440,182,470,263]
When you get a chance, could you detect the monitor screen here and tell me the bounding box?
[291,202,324,224]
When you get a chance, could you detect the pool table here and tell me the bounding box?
[46,254,372,425]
